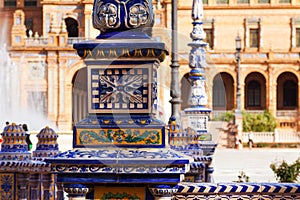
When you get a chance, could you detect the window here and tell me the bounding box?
[204,28,213,49]
[24,0,37,6]
[247,81,261,107]
[237,0,249,4]
[291,18,300,49]
[203,0,208,4]
[25,18,33,37]
[216,0,229,4]
[258,0,270,3]
[213,80,226,108]
[4,0,16,7]
[250,28,259,48]
[65,17,79,37]
[283,80,297,107]
[203,18,215,50]
[245,18,261,50]
[296,28,300,47]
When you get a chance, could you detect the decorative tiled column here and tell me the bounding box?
[33,126,58,200]
[46,0,192,197]
[182,0,216,182]
[149,185,178,200]
[17,173,30,200]
[56,182,64,200]
[41,174,52,200]
[0,124,52,200]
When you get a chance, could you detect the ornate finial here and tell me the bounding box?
[192,0,204,21]
[33,126,59,158]
[0,123,31,160]
[49,14,55,33]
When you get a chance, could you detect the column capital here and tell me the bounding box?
[64,184,90,200]
[149,185,178,200]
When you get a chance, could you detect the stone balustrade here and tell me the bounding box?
[242,132,300,144]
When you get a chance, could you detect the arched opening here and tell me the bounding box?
[65,17,79,37]
[72,67,87,125]
[284,81,297,107]
[245,72,266,110]
[212,72,234,110]
[180,73,192,110]
[247,80,261,107]
[277,72,298,109]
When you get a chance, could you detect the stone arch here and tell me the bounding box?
[65,61,86,127]
[276,72,298,110]
[244,72,266,110]
[72,68,87,124]
[212,72,234,110]
[64,17,79,37]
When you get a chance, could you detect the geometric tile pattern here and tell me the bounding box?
[175,183,300,200]
[89,66,150,113]
[0,173,14,200]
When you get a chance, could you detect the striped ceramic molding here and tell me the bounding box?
[177,182,300,194]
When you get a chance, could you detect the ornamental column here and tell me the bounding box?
[149,185,178,200]
[18,173,30,200]
[64,184,90,200]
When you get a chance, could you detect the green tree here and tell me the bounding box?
[270,158,300,183]
[243,110,276,132]
[211,111,234,122]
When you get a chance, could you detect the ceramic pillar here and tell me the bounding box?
[17,173,29,200]
[42,174,52,200]
[56,182,64,200]
[30,173,41,200]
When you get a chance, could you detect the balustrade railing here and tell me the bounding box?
[24,36,94,47]
[242,131,300,143]
[276,110,298,117]
[25,37,48,46]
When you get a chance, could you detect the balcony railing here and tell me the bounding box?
[276,110,298,117]
[242,131,300,143]
[24,37,94,47]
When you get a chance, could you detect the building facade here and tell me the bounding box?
[1,0,300,131]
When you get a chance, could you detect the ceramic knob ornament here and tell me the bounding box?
[92,0,154,38]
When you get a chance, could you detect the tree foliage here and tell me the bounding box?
[243,110,277,132]
[270,158,300,183]
[211,111,234,122]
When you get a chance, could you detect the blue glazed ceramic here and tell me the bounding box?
[92,0,154,38]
